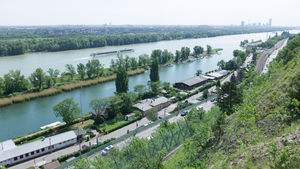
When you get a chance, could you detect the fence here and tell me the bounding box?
[56,96,214,169]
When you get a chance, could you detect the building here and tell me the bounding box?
[268,18,272,27]
[0,131,77,167]
[205,70,229,80]
[174,75,210,90]
[91,109,108,119]
[133,96,170,114]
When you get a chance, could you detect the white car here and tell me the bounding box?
[101,149,108,156]
[101,145,114,156]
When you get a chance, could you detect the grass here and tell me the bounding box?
[163,146,185,168]
[0,68,145,107]
[68,119,94,130]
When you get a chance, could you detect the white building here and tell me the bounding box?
[0,131,77,167]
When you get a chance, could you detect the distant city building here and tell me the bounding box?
[269,18,272,27]
[241,21,245,27]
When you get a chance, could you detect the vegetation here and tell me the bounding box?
[164,34,300,168]
[0,26,286,56]
[53,98,81,125]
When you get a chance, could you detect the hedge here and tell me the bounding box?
[57,138,116,162]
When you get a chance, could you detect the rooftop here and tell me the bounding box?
[0,131,77,162]
[206,70,229,79]
[177,75,209,87]
[133,96,169,112]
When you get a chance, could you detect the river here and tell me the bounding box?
[0,30,298,141]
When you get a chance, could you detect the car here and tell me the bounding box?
[107,145,114,150]
[181,110,188,116]
[101,149,108,156]
[210,98,216,102]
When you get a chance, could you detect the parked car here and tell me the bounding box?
[101,149,108,156]
[101,145,114,156]
[210,98,216,102]
[181,110,188,116]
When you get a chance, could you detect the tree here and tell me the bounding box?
[216,80,221,87]
[4,70,28,94]
[196,69,202,76]
[207,45,212,54]
[193,45,204,56]
[202,89,209,99]
[120,93,133,115]
[77,63,86,80]
[146,108,158,121]
[115,65,128,93]
[151,81,161,95]
[216,81,243,115]
[47,68,60,84]
[150,57,159,82]
[65,64,76,79]
[134,84,147,96]
[29,68,46,90]
[45,75,54,88]
[0,77,4,96]
[53,98,81,125]
[217,60,226,69]
[94,114,105,125]
[86,59,103,79]
[89,97,111,114]
[175,50,181,63]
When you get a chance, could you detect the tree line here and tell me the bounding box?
[0,26,286,56]
[0,44,215,98]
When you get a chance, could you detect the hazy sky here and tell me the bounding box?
[0,0,299,26]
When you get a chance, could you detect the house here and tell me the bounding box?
[0,131,77,167]
[133,96,170,114]
[206,70,229,80]
[91,109,108,119]
[174,75,210,90]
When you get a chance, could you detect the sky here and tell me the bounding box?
[0,0,299,26]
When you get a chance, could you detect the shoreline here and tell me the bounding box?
[0,68,145,108]
[0,29,286,58]
[0,48,222,108]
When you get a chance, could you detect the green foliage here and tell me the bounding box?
[150,57,160,82]
[181,47,190,61]
[216,81,243,115]
[193,45,204,56]
[196,69,202,76]
[29,68,46,90]
[202,89,209,99]
[146,108,158,121]
[76,63,86,81]
[65,64,76,79]
[206,45,212,54]
[115,56,129,93]
[3,70,28,95]
[53,98,81,124]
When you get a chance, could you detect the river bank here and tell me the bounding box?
[0,69,145,107]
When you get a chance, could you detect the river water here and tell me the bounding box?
[0,30,297,141]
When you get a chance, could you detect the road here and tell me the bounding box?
[255,38,287,73]
[262,38,288,74]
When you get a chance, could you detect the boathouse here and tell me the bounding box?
[174,75,210,90]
